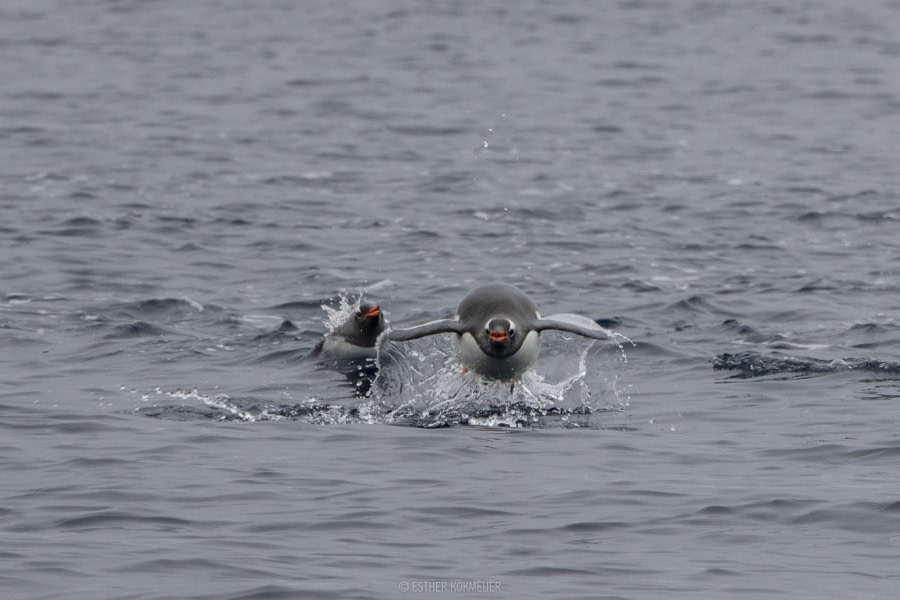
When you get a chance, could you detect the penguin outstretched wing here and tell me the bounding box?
[532,313,611,340]
[388,319,466,341]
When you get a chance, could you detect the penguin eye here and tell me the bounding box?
[508,327,516,337]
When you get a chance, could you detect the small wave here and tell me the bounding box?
[100,297,212,322]
[679,497,900,535]
[103,321,177,339]
[717,319,790,345]
[388,125,469,136]
[250,320,302,344]
[40,215,106,237]
[759,443,900,465]
[54,511,195,531]
[267,299,330,310]
[713,351,900,379]
[665,294,736,317]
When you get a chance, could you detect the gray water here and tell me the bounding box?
[3,1,900,598]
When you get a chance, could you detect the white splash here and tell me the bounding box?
[320,292,363,333]
[202,392,259,422]
[369,331,628,426]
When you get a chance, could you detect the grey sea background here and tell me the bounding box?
[3,1,900,599]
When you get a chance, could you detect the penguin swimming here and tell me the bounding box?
[306,302,386,362]
[387,283,610,381]
[305,301,387,397]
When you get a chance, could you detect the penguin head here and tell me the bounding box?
[479,317,521,357]
[340,302,385,345]
[355,303,383,329]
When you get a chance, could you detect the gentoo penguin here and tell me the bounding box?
[305,302,386,362]
[387,283,610,381]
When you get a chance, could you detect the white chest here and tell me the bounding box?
[453,330,541,380]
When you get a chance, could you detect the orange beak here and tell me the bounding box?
[363,306,381,318]
[489,331,509,341]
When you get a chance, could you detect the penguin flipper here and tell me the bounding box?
[533,313,611,340]
[388,319,465,342]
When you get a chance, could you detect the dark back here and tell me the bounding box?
[455,283,539,331]
[333,303,385,346]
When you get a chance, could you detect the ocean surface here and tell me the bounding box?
[2,1,900,598]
